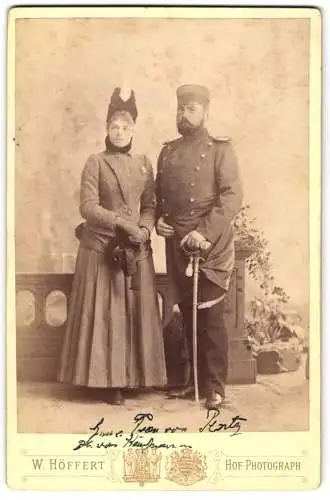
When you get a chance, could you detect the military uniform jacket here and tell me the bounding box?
[156,127,243,302]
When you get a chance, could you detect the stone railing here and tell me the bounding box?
[15,272,174,381]
[16,244,256,384]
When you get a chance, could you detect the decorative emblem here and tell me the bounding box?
[107,450,121,483]
[166,448,207,486]
[207,450,223,484]
[122,449,162,487]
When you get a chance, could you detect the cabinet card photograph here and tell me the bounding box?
[6,6,321,490]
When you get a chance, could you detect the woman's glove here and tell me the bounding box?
[128,226,150,246]
[116,217,149,245]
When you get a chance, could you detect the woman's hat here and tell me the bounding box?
[106,87,138,123]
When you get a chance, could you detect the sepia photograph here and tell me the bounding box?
[7,5,321,490]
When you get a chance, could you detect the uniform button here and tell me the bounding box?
[164,212,169,217]
[207,141,213,147]
[127,208,132,215]
[190,210,195,216]
[189,197,195,203]
[200,153,206,159]
[195,166,200,171]
[162,198,166,203]
[189,181,196,187]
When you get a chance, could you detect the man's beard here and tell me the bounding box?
[177,118,204,136]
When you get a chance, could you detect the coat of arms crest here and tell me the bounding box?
[122,449,162,487]
[166,447,208,486]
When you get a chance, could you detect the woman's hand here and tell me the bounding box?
[128,227,150,246]
[116,217,149,245]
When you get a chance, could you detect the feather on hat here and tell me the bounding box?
[106,87,138,123]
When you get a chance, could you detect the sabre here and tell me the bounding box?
[192,252,200,402]
[184,240,211,403]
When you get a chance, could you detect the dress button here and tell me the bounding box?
[207,141,213,147]
[190,181,196,187]
[190,210,195,216]
[162,198,166,203]
[127,208,132,215]
[189,197,195,203]
[200,153,206,159]
[195,166,200,171]
[164,212,169,217]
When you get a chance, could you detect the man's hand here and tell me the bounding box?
[156,216,175,238]
[74,222,85,241]
[180,230,211,251]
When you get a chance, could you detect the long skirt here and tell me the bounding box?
[57,245,167,388]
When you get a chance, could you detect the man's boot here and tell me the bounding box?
[205,389,224,410]
[167,362,195,399]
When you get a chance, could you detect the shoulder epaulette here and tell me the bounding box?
[209,135,232,143]
[163,137,182,147]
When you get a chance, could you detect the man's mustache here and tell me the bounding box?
[178,117,194,127]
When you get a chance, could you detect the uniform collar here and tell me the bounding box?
[180,126,209,142]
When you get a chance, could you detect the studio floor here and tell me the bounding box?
[16,355,309,434]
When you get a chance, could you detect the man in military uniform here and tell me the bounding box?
[156,84,243,409]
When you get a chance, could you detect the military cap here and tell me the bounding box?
[106,87,138,123]
[176,84,210,105]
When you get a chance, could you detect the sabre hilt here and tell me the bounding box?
[182,240,210,277]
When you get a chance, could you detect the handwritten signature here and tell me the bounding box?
[73,411,247,451]
[73,415,185,451]
[199,410,247,436]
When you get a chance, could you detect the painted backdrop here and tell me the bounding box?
[15,17,310,317]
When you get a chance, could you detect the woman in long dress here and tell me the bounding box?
[57,87,167,404]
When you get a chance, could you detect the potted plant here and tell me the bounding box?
[233,205,307,375]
